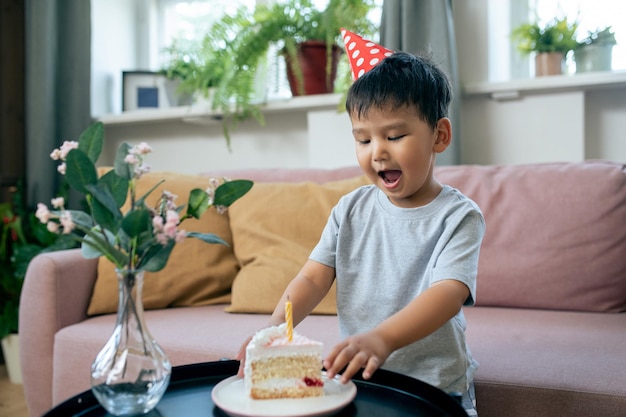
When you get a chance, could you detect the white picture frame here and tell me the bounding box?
[122,71,171,111]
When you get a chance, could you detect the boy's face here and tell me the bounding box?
[350,105,451,208]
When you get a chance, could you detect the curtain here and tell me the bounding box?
[380,0,460,166]
[25,0,92,207]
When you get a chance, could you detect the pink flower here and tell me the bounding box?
[50,149,62,160]
[134,163,151,179]
[47,222,59,233]
[162,190,177,211]
[163,210,179,238]
[152,215,164,232]
[175,230,186,243]
[215,205,228,215]
[124,154,139,165]
[58,141,79,160]
[131,142,152,155]
[209,178,220,189]
[36,203,51,223]
[51,197,65,209]
[60,212,75,234]
[57,163,67,175]
[155,233,169,245]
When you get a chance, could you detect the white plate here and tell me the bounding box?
[211,374,357,417]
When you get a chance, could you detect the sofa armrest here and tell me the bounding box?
[19,249,98,417]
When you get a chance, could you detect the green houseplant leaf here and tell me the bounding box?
[65,149,98,194]
[114,143,134,180]
[77,121,104,164]
[99,170,130,208]
[214,179,253,207]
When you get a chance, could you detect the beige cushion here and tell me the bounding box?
[226,175,371,315]
[87,171,240,315]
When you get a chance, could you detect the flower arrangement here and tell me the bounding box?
[35,122,252,273]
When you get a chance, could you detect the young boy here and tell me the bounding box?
[238,30,484,415]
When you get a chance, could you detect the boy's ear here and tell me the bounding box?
[433,118,452,153]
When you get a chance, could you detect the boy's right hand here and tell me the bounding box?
[236,335,253,377]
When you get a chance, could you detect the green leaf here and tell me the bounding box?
[135,179,165,208]
[65,149,98,194]
[80,227,127,266]
[114,142,133,180]
[121,208,151,239]
[90,198,119,233]
[214,179,253,207]
[85,183,123,233]
[138,240,175,272]
[51,209,95,230]
[85,184,123,219]
[0,300,19,338]
[80,238,102,258]
[99,170,129,208]
[186,232,228,245]
[77,122,104,163]
[186,188,210,219]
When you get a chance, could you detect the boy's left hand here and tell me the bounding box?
[323,330,392,384]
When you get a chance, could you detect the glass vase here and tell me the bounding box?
[91,269,171,416]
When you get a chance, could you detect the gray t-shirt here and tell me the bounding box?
[309,184,485,394]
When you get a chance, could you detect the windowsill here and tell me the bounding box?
[463,70,626,100]
[98,93,345,127]
[98,71,626,126]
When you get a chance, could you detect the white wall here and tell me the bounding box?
[91,0,138,116]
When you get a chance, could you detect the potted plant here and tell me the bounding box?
[512,16,579,76]
[574,26,617,73]
[1,185,77,383]
[191,0,376,146]
[159,38,230,107]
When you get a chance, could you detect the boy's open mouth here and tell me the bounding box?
[379,170,402,186]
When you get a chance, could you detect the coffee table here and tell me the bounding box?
[43,360,468,416]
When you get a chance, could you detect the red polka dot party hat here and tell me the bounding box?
[341,28,394,80]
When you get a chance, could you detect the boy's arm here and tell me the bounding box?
[268,259,336,327]
[324,279,469,383]
[236,259,335,375]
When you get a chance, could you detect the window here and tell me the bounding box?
[91,0,382,117]
[530,0,625,72]
[156,0,257,57]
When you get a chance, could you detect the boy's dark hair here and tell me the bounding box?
[345,52,452,130]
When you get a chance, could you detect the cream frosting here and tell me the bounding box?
[246,324,323,361]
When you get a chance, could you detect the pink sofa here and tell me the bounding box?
[20,161,626,417]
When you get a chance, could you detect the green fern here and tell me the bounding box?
[163,1,377,149]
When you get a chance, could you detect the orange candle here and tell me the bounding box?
[285,297,293,342]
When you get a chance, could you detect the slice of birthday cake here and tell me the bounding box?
[244,323,324,399]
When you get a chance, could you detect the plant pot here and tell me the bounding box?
[574,45,613,73]
[535,52,564,76]
[163,79,193,107]
[1,333,22,384]
[284,41,342,96]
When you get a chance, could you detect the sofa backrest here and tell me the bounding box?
[434,160,626,313]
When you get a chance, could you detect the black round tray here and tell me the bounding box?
[44,360,467,417]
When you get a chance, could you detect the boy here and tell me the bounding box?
[238,30,484,415]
